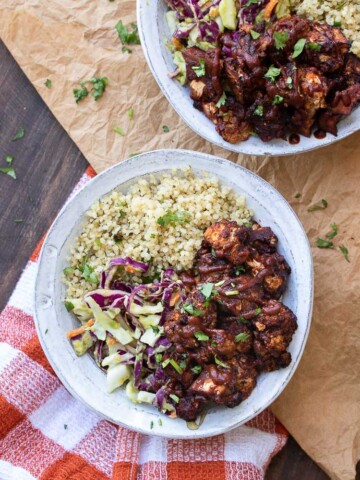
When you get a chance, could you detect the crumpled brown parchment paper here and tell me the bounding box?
[1,1,359,478]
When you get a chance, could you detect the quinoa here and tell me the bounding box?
[291,0,360,56]
[64,168,252,299]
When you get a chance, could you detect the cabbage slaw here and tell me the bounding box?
[65,257,187,414]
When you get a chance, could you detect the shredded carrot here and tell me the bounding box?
[124,265,139,273]
[169,291,181,307]
[106,337,118,346]
[171,38,183,51]
[66,319,94,339]
[264,0,278,19]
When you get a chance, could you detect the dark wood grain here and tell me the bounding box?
[0,40,87,311]
[0,39,329,480]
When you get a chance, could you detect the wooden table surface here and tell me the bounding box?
[0,40,330,480]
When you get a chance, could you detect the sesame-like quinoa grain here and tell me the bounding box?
[64,168,252,299]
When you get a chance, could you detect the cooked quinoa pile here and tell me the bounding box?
[64,168,252,299]
[292,0,360,56]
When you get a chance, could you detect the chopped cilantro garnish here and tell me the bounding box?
[216,91,227,108]
[65,301,74,312]
[273,31,288,50]
[292,38,306,58]
[128,106,134,119]
[115,21,140,53]
[250,29,260,40]
[80,257,98,284]
[326,223,338,240]
[307,199,328,212]
[273,95,284,105]
[45,79,52,89]
[151,326,160,334]
[339,244,350,262]
[113,126,125,136]
[12,128,25,141]
[170,393,180,403]
[158,418,162,426]
[179,360,187,370]
[155,353,163,363]
[211,342,217,347]
[235,266,245,277]
[191,365,202,374]
[74,77,108,103]
[214,355,230,369]
[194,331,209,341]
[0,167,16,180]
[235,332,249,343]
[162,125,170,133]
[73,84,89,103]
[316,238,334,249]
[254,308,262,315]
[286,76,293,89]
[333,20,341,27]
[199,283,214,301]
[5,155,13,165]
[192,59,206,77]
[254,105,263,116]
[307,42,321,51]
[264,65,281,83]
[157,210,191,227]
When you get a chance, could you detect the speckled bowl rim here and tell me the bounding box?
[137,0,360,156]
[34,149,313,439]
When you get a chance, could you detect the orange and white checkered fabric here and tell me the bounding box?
[0,166,288,480]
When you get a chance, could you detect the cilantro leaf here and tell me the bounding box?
[199,283,214,301]
[254,105,263,116]
[181,303,204,316]
[157,210,191,227]
[63,266,74,276]
[235,332,249,343]
[237,316,250,325]
[162,125,170,133]
[264,65,281,82]
[273,31,288,50]
[73,83,89,103]
[80,257,98,283]
[194,331,209,341]
[0,167,16,179]
[250,29,260,40]
[326,223,338,240]
[5,155,13,165]
[292,38,306,58]
[273,94,284,105]
[307,199,328,212]
[254,308,262,315]
[216,91,227,108]
[286,76,293,89]
[12,128,25,141]
[339,244,350,262]
[115,20,140,53]
[316,238,334,249]
[45,79,52,89]
[88,77,108,101]
[192,59,206,77]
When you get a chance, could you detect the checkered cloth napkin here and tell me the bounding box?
[0,166,288,480]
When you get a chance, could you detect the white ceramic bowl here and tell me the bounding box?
[34,150,313,438]
[137,0,360,156]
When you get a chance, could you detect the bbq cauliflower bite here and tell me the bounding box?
[252,299,297,371]
[204,219,250,264]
